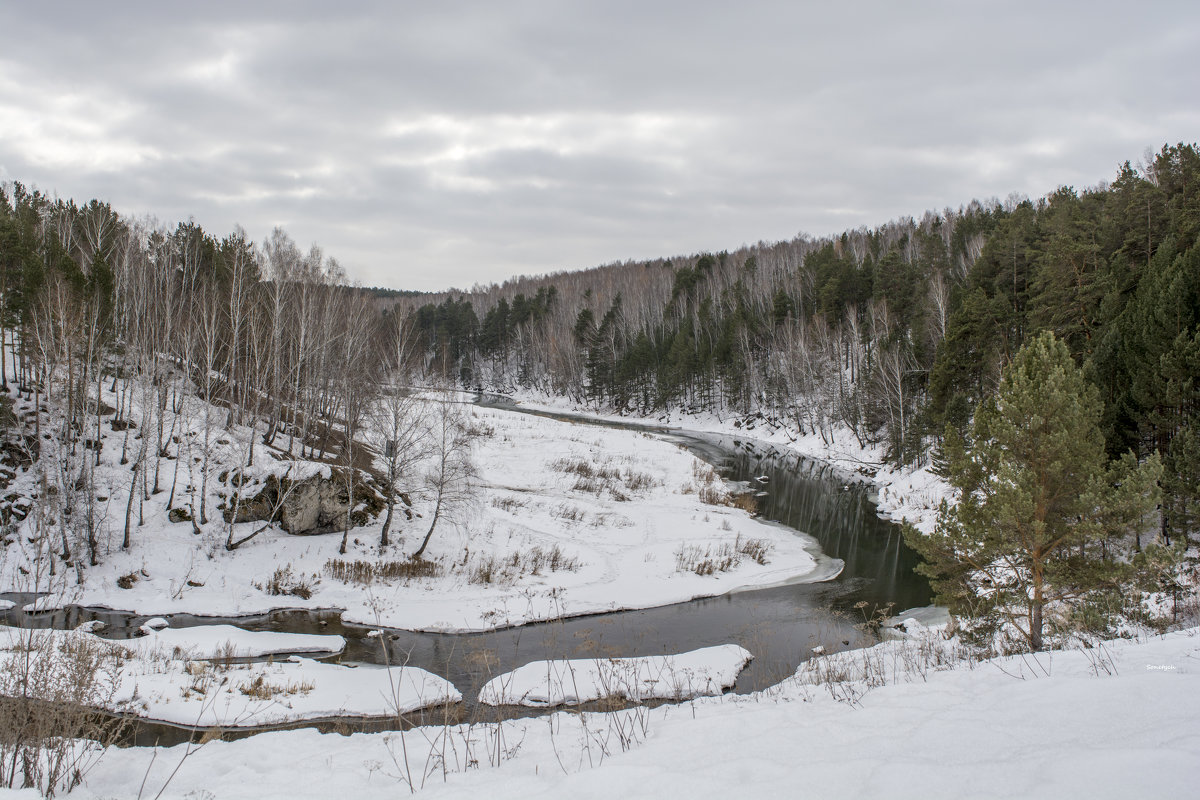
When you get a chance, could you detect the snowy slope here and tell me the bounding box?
[65,627,1200,800]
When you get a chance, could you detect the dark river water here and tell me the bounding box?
[1,402,932,739]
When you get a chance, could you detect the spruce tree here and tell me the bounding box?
[906,331,1162,650]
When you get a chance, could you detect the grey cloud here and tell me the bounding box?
[1,1,1197,291]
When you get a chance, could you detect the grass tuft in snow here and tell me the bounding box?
[238,673,315,700]
[552,455,660,500]
[325,558,443,585]
[467,545,581,585]
[256,565,319,599]
[675,534,771,575]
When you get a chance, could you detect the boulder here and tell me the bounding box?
[222,466,385,535]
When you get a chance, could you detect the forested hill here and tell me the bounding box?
[1,143,1197,546]
[397,143,1200,544]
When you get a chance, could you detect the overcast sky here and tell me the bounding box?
[1,2,1197,292]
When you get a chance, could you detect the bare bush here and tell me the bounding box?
[0,629,128,797]
[256,564,318,599]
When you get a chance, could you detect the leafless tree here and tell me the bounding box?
[411,386,477,561]
[334,288,383,555]
[370,318,430,549]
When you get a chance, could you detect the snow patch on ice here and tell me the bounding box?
[134,624,346,659]
[478,644,752,706]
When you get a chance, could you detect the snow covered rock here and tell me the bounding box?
[222,466,384,534]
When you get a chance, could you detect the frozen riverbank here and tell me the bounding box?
[2,399,826,633]
[503,392,952,536]
[0,624,459,729]
[58,626,1200,800]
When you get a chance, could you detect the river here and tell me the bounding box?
[1,401,932,740]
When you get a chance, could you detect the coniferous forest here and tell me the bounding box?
[401,143,1200,547]
[0,142,1197,565]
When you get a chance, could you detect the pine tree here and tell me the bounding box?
[906,332,1161,650]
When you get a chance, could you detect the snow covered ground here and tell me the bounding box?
[504,392,953,535]
[116,656,460,728]
[44,626,1199,800]
[0,624,458,728]
[6,385,1194,798]
[1,395,824,632]
[478,644,752,706]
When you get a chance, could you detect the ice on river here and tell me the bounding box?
[132,624,347,659]
[478,644,752,706]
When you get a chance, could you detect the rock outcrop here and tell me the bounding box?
[221,466,385,535]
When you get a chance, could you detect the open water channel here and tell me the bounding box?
[2,401,932,742]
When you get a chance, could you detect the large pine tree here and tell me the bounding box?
[906,332,1162,650]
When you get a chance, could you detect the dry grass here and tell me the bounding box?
[238,673,315,700]
[793,627,971,706]
[324,557,443,585]
[490,496,527,513]
[553,457,620,481]
[729,492,759,513]
[685,461,733,506]
[467,545,582,585]
[552,503,586,523]
[0,629,129,797]
[675,534,772,575]
[257,564,317,599]
[554,456,659,500]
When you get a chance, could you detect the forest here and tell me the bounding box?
[0,142,1196,585]
[0,141,1197,799]
[400,143,1200,548]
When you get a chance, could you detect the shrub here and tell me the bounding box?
[324,558,442,585]
[0,630,129,797]
[257,565,317,599]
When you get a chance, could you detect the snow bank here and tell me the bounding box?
[134,624,346,659]
[0,625,456,727]
[2,622,344,660]
[478,644,752,706]
[73,627,1200,800]
[119,657,460,728]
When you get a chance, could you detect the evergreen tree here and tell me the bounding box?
[906,332,1161,650]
